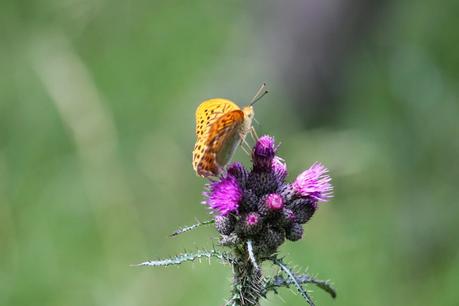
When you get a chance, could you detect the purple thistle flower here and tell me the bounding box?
[205,176,242,216]
[246,212,260,226]
[266,193,284,211]
[258,193,284,217]
[293,162,333,202]
[252,135,276,171]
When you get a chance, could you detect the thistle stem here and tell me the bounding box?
[229,248,264,306]
[247,240,259,271]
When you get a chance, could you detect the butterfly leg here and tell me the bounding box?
[241,135,251,148]
[239,133,252,156]
[240,144,250,156]
[250,126,259,141]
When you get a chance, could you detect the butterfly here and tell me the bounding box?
[192,84,268,177]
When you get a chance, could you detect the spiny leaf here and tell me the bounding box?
[170,219,215,237]
[271,257,315,306]
[268,274,336,299]
[134,249,234,267]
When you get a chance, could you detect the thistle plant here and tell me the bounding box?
[136,135,336,306]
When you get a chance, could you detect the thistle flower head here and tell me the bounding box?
[293,162,333,202]
[202,135,333,255]
[205,175,242,216]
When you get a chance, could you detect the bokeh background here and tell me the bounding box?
[1,1,458,305]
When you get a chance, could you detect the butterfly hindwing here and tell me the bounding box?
[198,110,245,176]
[193,99,241,176]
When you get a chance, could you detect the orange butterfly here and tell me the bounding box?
[192,84,268,177]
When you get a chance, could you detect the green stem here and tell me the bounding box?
[229,248,263,306]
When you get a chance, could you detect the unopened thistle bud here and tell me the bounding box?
[257,227,285,256]
[287,198,317,224]
[252,135,276,172]
[247,172,279,196]
[236,212,262,237]
[215,215,236,235]
[286,223,304,241]
[278,183,296,203]
[227,161,248,188]
[239,189,259,213]
[279,208,296,228]
[219,233,242,246]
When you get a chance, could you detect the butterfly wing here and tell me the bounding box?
[193,99,241,176]
[196,110,245,177]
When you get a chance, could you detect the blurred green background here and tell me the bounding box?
[1,1,458,305]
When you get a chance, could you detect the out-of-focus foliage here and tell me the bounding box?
[0,0,458,305]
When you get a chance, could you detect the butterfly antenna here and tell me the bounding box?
[249,83,269,106]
